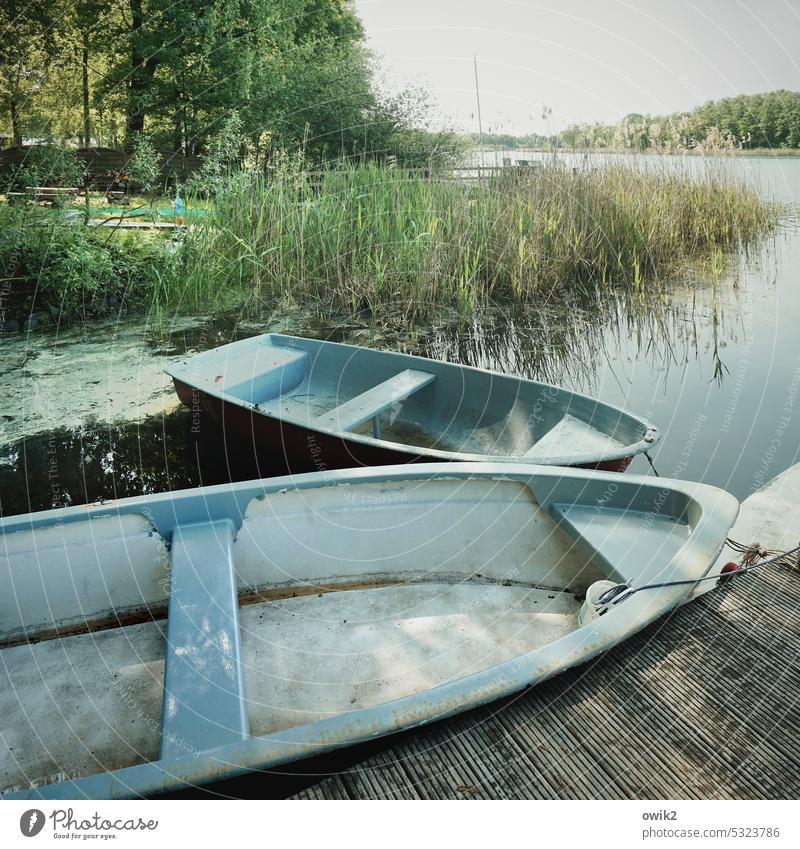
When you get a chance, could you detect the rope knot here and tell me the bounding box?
[740,543,768,567]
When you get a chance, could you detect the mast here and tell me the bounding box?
[473,54,484,171]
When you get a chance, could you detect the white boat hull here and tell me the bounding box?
[0,464,737,798]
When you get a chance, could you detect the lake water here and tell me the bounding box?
[2,154,799,515]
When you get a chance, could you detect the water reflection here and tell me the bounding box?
[2,246,786,518]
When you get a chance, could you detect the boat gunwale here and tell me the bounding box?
[164,333,660,466]
[0,461,712,540]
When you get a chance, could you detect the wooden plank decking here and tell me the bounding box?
[289,559,799,799]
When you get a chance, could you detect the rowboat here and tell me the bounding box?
[2,462,736,799]
[166,334,659,472]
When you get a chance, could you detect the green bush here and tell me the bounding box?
[126,135,161,194]
[0,209,180,320]
[4,146,88,194]
[383,128,466,170]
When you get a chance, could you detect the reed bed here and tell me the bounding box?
[172,159,778,317]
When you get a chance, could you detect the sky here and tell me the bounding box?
[354,0,800,134]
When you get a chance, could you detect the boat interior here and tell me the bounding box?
[174,334,651,459]
[0,472,696,794]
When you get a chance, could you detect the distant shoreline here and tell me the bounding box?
[473,146,800,158]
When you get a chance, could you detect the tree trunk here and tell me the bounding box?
[173,72,187,155]
[173,85,183,154]
[10,98,22,146]
[82,32,91,146]
[125,0,146,147]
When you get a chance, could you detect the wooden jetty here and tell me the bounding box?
[87,218,179,230]
[287,464,800,800]
[298,163,537,190]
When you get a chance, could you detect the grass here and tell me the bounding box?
[0,193,208,218]
[0,207,179,323]
[0,158,781,324]
[169,159,779,318]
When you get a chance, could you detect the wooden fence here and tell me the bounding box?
[300,163,541,188]
[0,146,202,190]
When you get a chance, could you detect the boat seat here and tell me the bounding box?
[550,502,689,585]
[160,520,248,759]
[314,368,435,438]
[218,345,308,403]
[523,414,622,460]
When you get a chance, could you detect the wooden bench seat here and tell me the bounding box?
[7,187,80,207]
[106,190,129,205]
[314,369,435,438]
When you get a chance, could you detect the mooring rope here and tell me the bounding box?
[724,536,800,571]
[644,450,660,477]
[596,541,800,609]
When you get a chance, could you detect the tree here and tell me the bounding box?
[292,0,364,44]
[1,0,463,167]
[71,1,107,145]
[0,1,58,144]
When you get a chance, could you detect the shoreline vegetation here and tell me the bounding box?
[180,161,780,318]
[466,91,800,155]
[0,0,796,334]
[473,146,800,158]
[0,157,780,329]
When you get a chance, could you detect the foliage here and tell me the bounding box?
[126,134,160,193]
[185,112,244,193]
[0,1,58,144]
[354,86,464,168]
[464,132,555,150]
[0,0,453,169]
[692,91,800,149]
[4,146,87,192]
[84,0,377,157]
[0,207,180,318]
[381,128,466,169]
[558,91,800,152]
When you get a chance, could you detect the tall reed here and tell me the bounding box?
[172,159,778,317]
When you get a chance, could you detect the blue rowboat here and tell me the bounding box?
[1,463,737,799]
[166,334,659,472]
